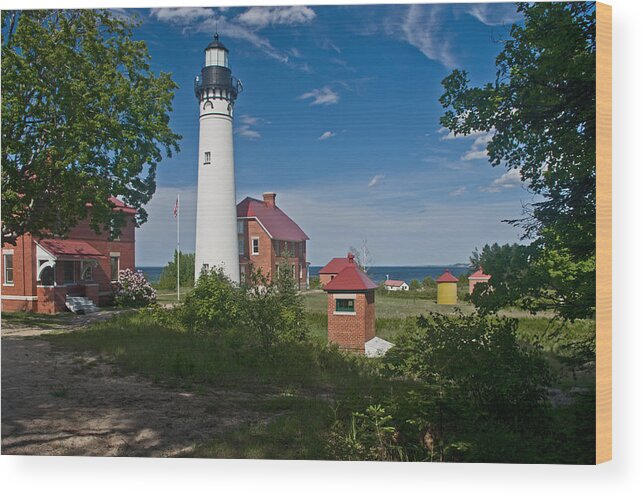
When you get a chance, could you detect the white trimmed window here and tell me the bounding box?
[252,237,259,255]
[3,253,14,285]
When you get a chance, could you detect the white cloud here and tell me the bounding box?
[468,4,522,26]
[399,5,457,69]
[235,126,261,140]
[299,87,339,106]
[150,7,213,24]
[368,175,385,188]
[449,186,467,197]
[149,7,311,69]
[238,115,259,126]
[236,6,316,28]
[235,115,263,139]
[461,133,494,161]
[480,169,523,193]
[318,131,336,141]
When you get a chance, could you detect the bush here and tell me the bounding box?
[385,312,553,423]
[242,265,309,348]
[112,269,156,307]
[409,279,421,291]
[180,267,243,332]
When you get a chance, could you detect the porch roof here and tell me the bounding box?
[38,239,105,260]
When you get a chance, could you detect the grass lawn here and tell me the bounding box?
[154,287,192,305]
[40,290,595,461]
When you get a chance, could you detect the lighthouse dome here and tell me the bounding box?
[205,34,229,52]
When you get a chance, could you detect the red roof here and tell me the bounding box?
[83,197,136,214]
[237,196,309,242]
[109,197,136,214]
[468,269,491,280]
[436,270,459,283]
[384,280,406,287]
[323,255,378,292]
[319,257,353,275]
[38,239,105,260]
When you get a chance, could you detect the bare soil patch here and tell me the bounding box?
[1,316,269,457]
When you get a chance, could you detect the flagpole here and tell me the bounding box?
[176,193,180,301]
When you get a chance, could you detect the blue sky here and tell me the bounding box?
[129,3,535,267]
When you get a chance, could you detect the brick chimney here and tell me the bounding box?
[263,192,276,208]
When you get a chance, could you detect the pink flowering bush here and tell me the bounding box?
[113,269,157,307]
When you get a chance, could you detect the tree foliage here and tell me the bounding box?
[1,10,181,244]
[385,312,552,423]
[242,261,309,349]
[181,267,243,333]
[158,251,195,290]
[439,2,596,320]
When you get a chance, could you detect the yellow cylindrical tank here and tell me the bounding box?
[436,270,458,305]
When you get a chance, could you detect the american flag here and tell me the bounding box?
[173,196,179,218]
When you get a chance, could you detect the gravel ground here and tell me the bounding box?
[1,314,266,457]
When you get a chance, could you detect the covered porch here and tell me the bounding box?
[35,239,105,313]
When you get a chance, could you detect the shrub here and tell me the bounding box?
[181,267,243,332]
[385,312,553,423]
[242,265,309,348]
[327,404,406,461]
[112,269,156,307]
[409,279,421,291]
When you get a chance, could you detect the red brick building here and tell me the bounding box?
[236,193,309,290]
[323,253,378,353]
[318,256,353,287]
[468,268,491,294]
[1,198,136,313]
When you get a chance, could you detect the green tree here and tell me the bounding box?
[1,10,181,244]
[158,251,195,290]
[439,3,596,320]
[409,279,421,291]
[422,276,436,289]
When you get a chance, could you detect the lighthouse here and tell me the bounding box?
[194,35,242,283]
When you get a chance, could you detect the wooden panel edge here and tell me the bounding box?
[596,1,612,465]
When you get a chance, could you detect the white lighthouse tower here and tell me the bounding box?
[194,35,242,283]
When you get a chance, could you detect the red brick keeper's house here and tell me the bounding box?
[237,192,309,290]
[1,198,136,314]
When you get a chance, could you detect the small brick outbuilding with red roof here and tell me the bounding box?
[318,256,354,287]
[323,253,378,353]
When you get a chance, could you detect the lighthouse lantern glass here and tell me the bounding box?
[205,47,228,68]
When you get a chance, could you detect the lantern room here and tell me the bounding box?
[204,34,229,67]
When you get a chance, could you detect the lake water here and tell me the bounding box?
[137,265,470,284]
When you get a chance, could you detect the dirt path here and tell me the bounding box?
[1,317,266,457]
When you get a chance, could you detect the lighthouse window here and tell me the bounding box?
[204,151,211,165]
